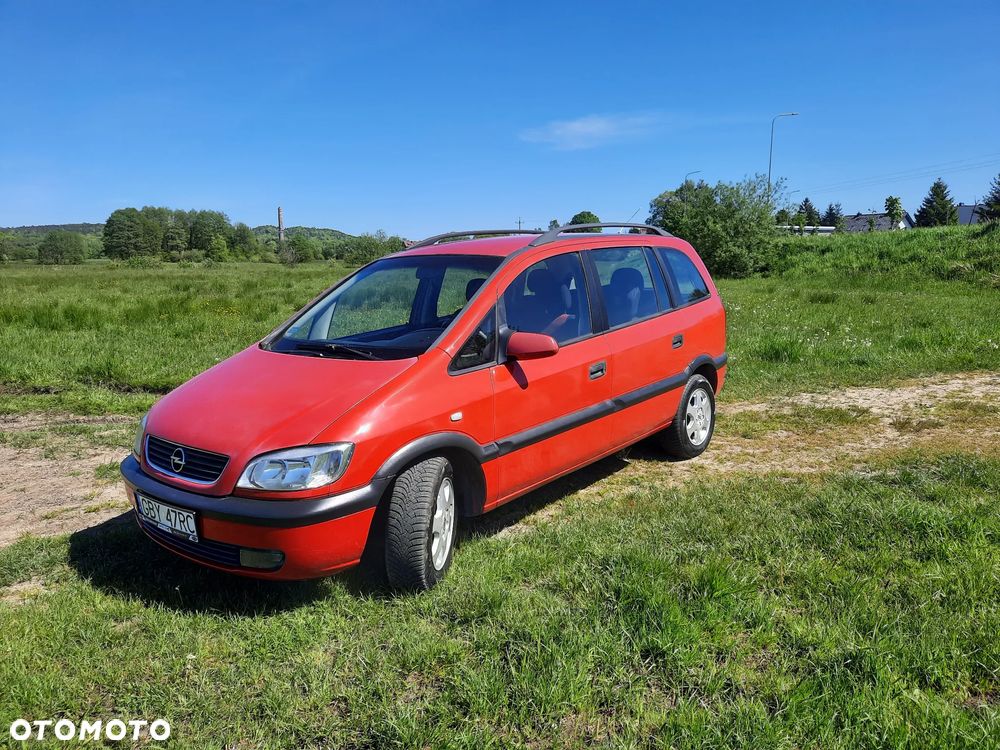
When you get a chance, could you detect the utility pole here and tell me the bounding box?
[516,217,523,230]
[277,206,285,243]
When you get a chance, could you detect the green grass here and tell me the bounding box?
[720,273,1000,400]
[2,245,999,415]
[1,452,998,748]
[0,262,352,415]
[774,224,1000,283]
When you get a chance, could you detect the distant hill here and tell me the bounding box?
[1,223,105,237]
[252,225,351,241]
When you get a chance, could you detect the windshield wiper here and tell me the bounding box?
[293,341,381,360]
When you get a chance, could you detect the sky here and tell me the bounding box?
[1,0,998,237]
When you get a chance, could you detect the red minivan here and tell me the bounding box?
[121,224,726,589]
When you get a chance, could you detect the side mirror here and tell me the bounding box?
[505,331,559,361]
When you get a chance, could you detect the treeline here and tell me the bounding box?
[776,174,1000,230]
[0,206,405,266]
[644,172,999,277]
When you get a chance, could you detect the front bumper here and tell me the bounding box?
[120,455,386,579]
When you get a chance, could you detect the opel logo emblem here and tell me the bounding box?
[170,447,186,473]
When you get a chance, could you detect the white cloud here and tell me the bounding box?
[519,113,659,151]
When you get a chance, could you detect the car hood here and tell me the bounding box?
[146,345,417,460]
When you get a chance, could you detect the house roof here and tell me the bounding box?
[842,211,915,232]
[957,203,984,225]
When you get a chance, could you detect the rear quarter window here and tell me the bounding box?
[658,248,710,305]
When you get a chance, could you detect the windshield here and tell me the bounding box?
[267,254,502,360]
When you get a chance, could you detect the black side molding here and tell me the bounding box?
[485,353,728,457]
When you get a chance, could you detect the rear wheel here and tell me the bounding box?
[384,456,457,591]
[658,374,716,460]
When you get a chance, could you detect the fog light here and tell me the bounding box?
[239,548,285,570]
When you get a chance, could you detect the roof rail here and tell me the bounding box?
[527,223,671,247]
[406,229,541,250]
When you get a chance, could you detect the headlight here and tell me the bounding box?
[132,414,148,457]
[236,443,354,492]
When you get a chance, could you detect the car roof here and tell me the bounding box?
[397,235,541,258]
[396,231,684,259]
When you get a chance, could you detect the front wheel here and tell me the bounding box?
[658,374,716,460]
[384,456,457,591]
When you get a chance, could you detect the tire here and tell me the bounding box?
[384,456,457,591]
[658,374,716,460]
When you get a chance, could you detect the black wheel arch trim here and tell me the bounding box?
[374,432,497,480]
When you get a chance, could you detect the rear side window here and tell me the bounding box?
[502,252,592,345]
[659,248,710,305]
[589,247,659,328]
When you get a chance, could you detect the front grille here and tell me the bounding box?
[137,515,242,568]
[146,435,229,483]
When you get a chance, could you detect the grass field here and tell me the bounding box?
[1,227,999,747]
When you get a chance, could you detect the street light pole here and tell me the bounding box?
[684,170,701,183]
[768,112,799,194]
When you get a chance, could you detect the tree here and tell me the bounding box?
[547,219,560,230]
[102,208,143,258]
[774,208,792,225]
[207,235,231,262]
[821,203,844,230]
[647,174,780,277]
[915,178,958,227]
[189,210,231,253]
[286,234,320,262]
[162,222,188,259]
[567,210,600,232]
[797,197,820,226]
[37,230,86,265]
[0,231,12,262]
[338,231,405,265]
[884,196,903,230]
[979,173,1000,223]
[231,222,259,258]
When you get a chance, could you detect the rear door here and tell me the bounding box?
[490,251,613,504]
[585,245,687,445]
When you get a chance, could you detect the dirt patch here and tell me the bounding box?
[1,576,46,606]
[0,413,131,547]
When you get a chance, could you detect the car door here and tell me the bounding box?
[490,250,613,505]
[585,245,688,445]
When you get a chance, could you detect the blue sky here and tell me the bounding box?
[1,0,998,236]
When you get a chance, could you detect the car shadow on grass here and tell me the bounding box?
[463,451,632,539]
[67,449,640,611]
[67,513,340,615]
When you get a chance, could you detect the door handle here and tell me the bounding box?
[672,334,684,349]
[588,361,607,380]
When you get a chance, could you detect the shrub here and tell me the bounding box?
[647,175,780,278]
[125,255,162,269]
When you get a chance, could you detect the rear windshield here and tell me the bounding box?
[267,254,502,360]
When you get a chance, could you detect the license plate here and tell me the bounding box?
[136,493,198,542]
